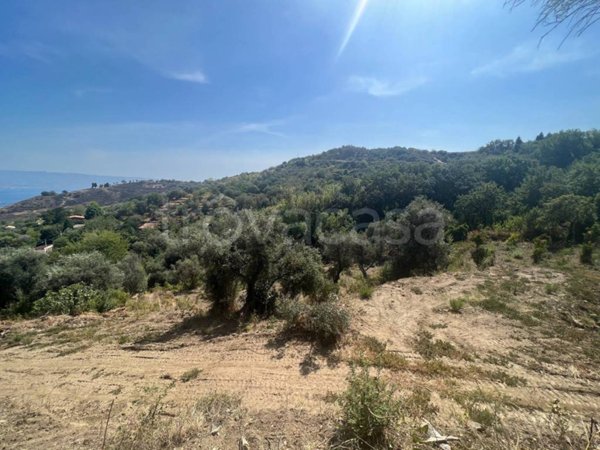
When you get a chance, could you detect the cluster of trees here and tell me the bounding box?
[0,129,598,317]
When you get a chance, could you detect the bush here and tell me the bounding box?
[505,232,520,247]
[277,298,350,344]
[0,249,47,312]
[446,222,469,242]
[45,251,124,292]
[532,237,549,263]
[580,243,593,265]
[120,254,148,294]
[471,244,495,269]
[350,277,374,300]
[470,232,495,269]
[68,230,128,262]
[449,297,465,313]
[32,283,103,315]
[337,366,403,449]
[307,301,350,343]
[371,197,450,279]
[174,256,202,290]
[358,282,374,300]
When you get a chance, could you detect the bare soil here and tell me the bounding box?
[1,250,599,449]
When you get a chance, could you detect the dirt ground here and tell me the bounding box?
[1,250,599,449]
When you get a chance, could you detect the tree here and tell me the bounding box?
[351,232,376,278]
[45,251,124,293]
[515,136,524,150]
[482,155,531,190]
[454,183,508,229]
[568,153,600,196]
[321,232,357,283]
[174,256,202,290]
[370,197,450,279]
[41,207,68,226]
[85,201,103,219]
[199,211,328,314]
[527,194,597,243]
[71,231,128,262]
[515,166,569,210]
[537,130,594,168]
[507,0,600,38]
[0,249,47,311]
[119,254,147,294]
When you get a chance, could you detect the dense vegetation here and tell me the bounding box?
[0,129,598,319]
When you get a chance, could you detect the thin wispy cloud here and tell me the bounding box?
[348,75,428,97]
[0,41,61,63]
[337,0,370,59]
[472,41,592,77]
[235,121,286,137]
[166,70,209,83]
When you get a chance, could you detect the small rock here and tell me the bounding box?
[239,435,249,450]
[211,424,221,435]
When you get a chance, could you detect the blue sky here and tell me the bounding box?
[0,0,599,180]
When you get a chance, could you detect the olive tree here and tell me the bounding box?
[370,197,450,279]
[45,251,124,293]
[198,210,328,315]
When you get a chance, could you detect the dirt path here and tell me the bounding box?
[1,264,599,448]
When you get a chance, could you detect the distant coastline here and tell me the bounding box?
[0,170,141,208]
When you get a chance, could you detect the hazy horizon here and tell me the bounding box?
[1,0,599,180]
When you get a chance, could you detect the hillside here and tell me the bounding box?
[2,130,598,222]
[0,170,141,208]
[0,179,200,221]
[0,129,599,449]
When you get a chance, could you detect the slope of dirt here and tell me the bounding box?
[1,255,599,449]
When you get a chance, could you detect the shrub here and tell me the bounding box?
[120,254,148,294]
[337,366,403,449]
[449,297,465,313]
[277,298,350,344]
[69,230,128,262]
[350,277,374,299]
[532,237,549,263]
[276,297,305,325]
[0,249,47,312]
[358,282,374,300]
[446,222,469,242]
[580,243,593,265]
[471,244,495,269]
[32,283,103,315]
[505,232,520,247]
[307,301,350,343]
[470,232,495,269]
[174,256,202,290]
[180,368,201,382]
[371,198,450,279]
[45,251,124,292]
[350,336,407,371]
[413,330,459,360]
[84,201,103,219]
